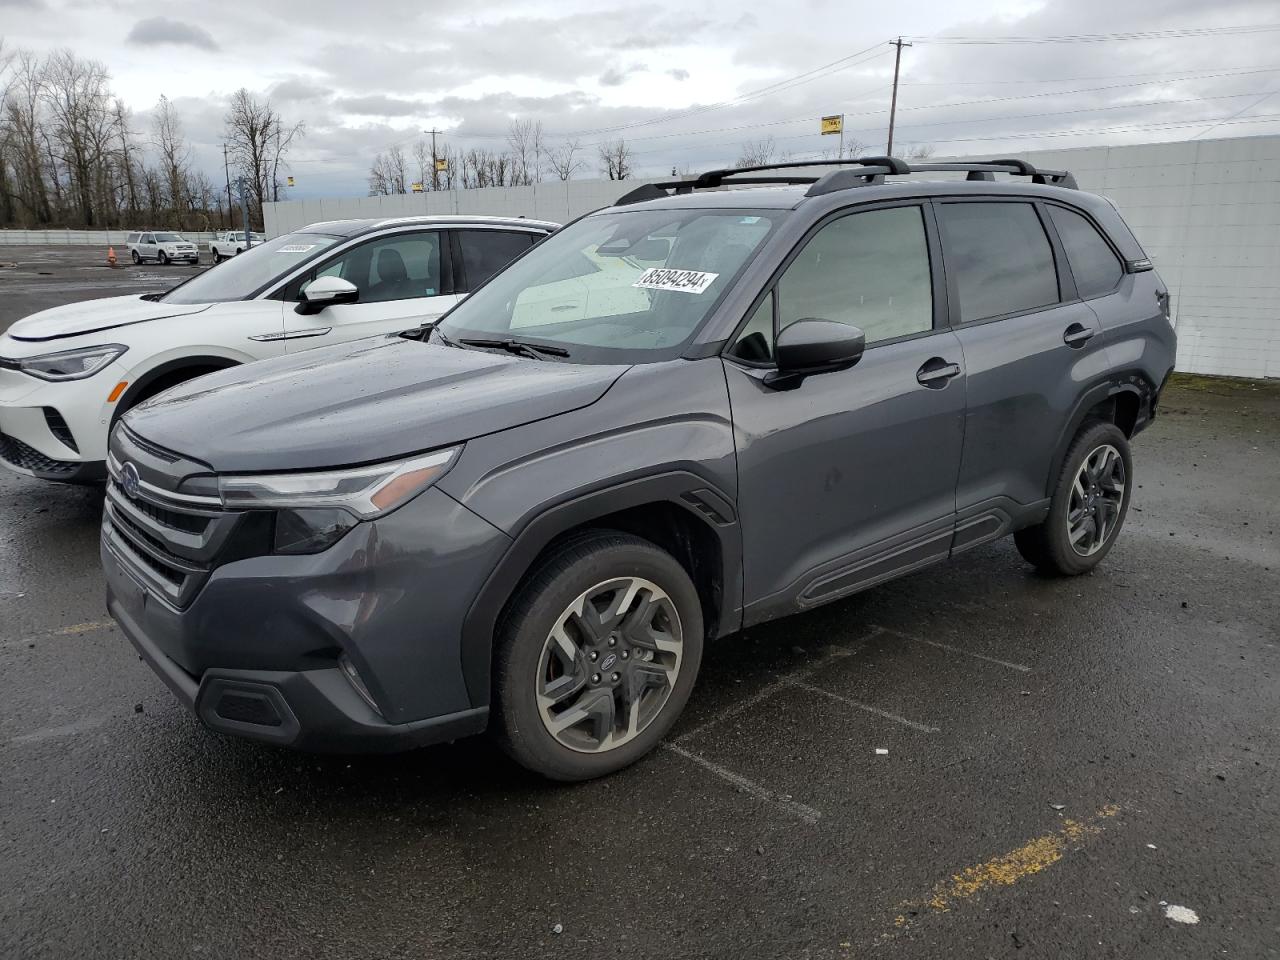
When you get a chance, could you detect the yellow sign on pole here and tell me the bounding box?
[821,115,843,135]
[434,158,448,172]
[411,182,424,193]
[286,176,295,187]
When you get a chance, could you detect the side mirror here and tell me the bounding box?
[767,319,865,386]
[296,275,358,315]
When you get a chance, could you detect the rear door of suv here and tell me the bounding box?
[725,200,967,622]
[936,197,1110,542]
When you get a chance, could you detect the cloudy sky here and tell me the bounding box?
[3,0,1278,198]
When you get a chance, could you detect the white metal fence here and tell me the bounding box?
[0,229,231,246]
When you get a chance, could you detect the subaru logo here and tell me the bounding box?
[600,653,617,672]
[121,462,141,499]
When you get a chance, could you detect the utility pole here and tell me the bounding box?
[886,37,912,157]
[427,128,441,191]
[237,176,252,248]
[222,144,233,231]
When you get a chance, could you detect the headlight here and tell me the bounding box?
[19,344,128,381]
[218,447,460,519]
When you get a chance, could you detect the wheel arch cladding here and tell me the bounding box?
[458,472,742,708]
[1045,378,1150,498]
[114,356,240,419]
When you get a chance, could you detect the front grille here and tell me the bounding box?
[43,407,78,453]
[103,453,274,607]
[108,478,210,534]
[0,432,79,477]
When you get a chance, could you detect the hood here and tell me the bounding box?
[6,295,212,342]
[123,336,629,472]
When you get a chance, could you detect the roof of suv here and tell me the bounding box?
[594,155,1147,262]
[603,178,1089,211]
[297,215,559,238]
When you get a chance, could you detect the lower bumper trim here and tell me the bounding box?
[109,588,489,754]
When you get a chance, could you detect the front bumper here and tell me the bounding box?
[101,481,512,753]
[0,360,123,479]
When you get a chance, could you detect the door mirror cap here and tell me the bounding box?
[768,319,865,384]
[296,276,359,314]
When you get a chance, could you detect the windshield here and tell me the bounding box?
[155,233,183,242]
[161,232,342,304]
[437,208,782,362]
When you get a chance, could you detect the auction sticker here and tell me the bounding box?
[632,268,719,294]
[279,244,318,253]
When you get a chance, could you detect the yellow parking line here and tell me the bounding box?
[887,804,1121,935]
[1,619,115,650]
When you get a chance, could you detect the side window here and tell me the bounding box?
[303,231,443,304]
[458,230,536,290]
[778,205,934,344]
[1048,206,1124,300]
[142,234,153,244]
[938,202,1059,323]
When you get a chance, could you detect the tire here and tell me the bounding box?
[212,251,223,264]
[130,249,140,264]
[492,531,704,781]
[1014,421,1133,576]
[158,250,169,265]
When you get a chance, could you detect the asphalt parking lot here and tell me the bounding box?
[2,246,1278,959]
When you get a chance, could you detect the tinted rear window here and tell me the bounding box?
[939,202,1059,323]
[1048,205,1124,300]
[458,230,536,289]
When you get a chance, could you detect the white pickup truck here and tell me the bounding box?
[208,230,264,263]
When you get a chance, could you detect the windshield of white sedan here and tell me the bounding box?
[436,208,781,361]
[160,232,341,304]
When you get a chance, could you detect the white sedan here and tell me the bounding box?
[0,215,555,483]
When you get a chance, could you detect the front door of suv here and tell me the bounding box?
[936,199,1109,528]
[280,229,459,349]
[725,202,966,622]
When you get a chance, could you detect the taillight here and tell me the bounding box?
[1157,290,1173,325]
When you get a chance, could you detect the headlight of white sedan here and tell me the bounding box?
[19,344,128,381]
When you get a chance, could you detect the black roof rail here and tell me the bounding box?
[613,155,1076,206]
[910,160,1078,189]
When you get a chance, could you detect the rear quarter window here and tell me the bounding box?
[1047,205,1124,300]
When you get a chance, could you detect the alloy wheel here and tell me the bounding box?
[1067,443,1125,557]
[536,577,683,753]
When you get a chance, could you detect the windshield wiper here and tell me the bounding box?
[457,337,570,359]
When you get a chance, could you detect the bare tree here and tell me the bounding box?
[224,88,303,221]
[734,136,776,169]
[367,144,408,195]
[152,95,189,225]
[507,118,544,185]
[547,138,585,181]
[905,142,936,161]
[41,49,117,226]
[597,138,632,180]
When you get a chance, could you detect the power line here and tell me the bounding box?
[909,24,1280,45]
[901,64,1280,85]
[623,91,1280,158]
[1192,87,1280,139]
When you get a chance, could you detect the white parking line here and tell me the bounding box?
[874,625,1032,673]
[784,678,940,733]
[672,625,883,744]
[10,716,106,745]
[661,742,822,825]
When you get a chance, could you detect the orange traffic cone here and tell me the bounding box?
[107,246,118,267]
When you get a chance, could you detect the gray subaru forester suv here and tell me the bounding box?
[101,157,1176,780]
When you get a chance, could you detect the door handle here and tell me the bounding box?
[1063,322,1096,347]
[916,358,961,387]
